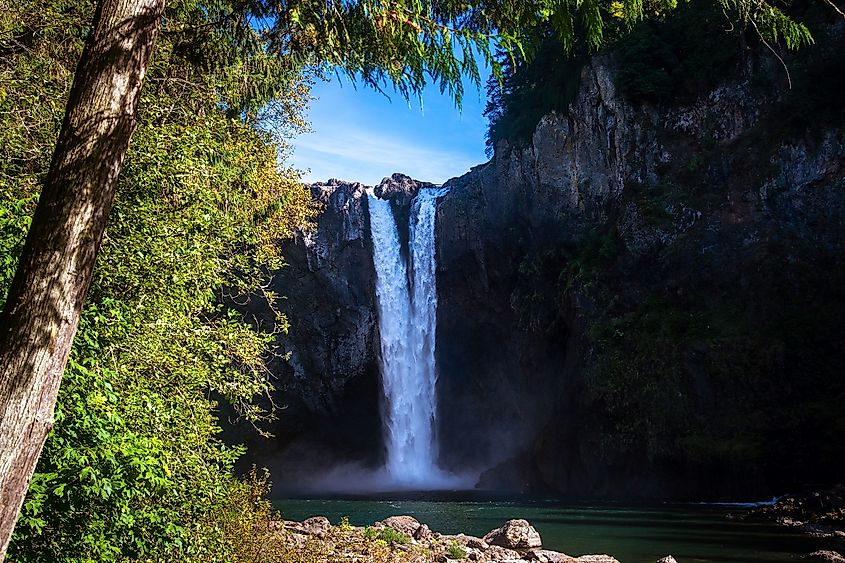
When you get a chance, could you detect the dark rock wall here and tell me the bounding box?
[232,179,383,474]
[234,175,429,482]
[281,180,377,416]
[235,29,844,500]
[435,34,845,499]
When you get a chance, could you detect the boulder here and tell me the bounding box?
[446,533,489,550]
[484,519,543,550]
[283,516,331,537]
[466,547,486,561]
[415,523,435,542]
[572,556,621,563]
[526,549,577,562]
[380,515,422,537]
[302,516,332,534]
[485,544,525,561]
[656,557,679,563]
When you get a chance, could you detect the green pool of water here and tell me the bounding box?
[274,497,819,562]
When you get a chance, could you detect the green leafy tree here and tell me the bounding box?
[1,0,312,558]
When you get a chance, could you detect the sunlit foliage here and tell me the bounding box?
[1,0,312,559]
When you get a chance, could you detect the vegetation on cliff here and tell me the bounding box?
[484,0,825,149]
[495,11,845,494]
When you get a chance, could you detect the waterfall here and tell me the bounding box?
[367,187,450,487]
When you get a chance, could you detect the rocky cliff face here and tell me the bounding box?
[235,174,428,481]
[231,178,382,472]
[237,24,844,500]
[279,179,376,415]
[435,29,845,498]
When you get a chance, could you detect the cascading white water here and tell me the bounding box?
[367,187,449,487]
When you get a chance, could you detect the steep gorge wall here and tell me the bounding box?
[234,23,844,500]
[231,179,382,474]
[233,175,431,483]
[435,29,845,498]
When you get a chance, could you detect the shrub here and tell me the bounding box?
[2,0,313,559]
[379,527,411,546]
[446,540,468,559]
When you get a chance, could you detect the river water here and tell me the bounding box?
[275,497,816,562]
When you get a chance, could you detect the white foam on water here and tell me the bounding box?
[367,187,467,490]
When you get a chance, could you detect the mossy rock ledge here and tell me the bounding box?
[273,515,635,562]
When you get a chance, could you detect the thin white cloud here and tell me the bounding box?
[289,126,481,185]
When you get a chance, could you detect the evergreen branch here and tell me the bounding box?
[750,17,792,89]
[820,0,845,20]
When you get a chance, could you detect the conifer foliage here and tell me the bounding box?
[483,0,816,154]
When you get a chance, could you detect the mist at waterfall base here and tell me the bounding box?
[277,187,474,494]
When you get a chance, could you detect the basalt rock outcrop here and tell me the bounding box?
[434,23,845,497]
[233,174,427,478]
[236,19,844,500]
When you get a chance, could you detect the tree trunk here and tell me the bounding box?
[0,0,165,557]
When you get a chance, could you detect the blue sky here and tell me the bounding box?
[289,69,492,186]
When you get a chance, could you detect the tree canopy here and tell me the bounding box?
[2,0,312,558]
[147,0,818,108]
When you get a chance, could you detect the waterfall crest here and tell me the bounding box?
[368,187,454,488]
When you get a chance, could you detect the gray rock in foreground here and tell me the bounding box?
[380,514,423,537]
[284,515,332,538]
[484,519,543,550]
[275,515,623,562]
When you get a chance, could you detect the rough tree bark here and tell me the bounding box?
[0,0,165,557]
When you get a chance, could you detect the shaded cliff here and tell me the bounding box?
[435,20,845,498]
[232,12,844,500]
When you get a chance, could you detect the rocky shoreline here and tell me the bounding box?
[273,486,845,563]
[274,515,677,563]
[743,485,845,562]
